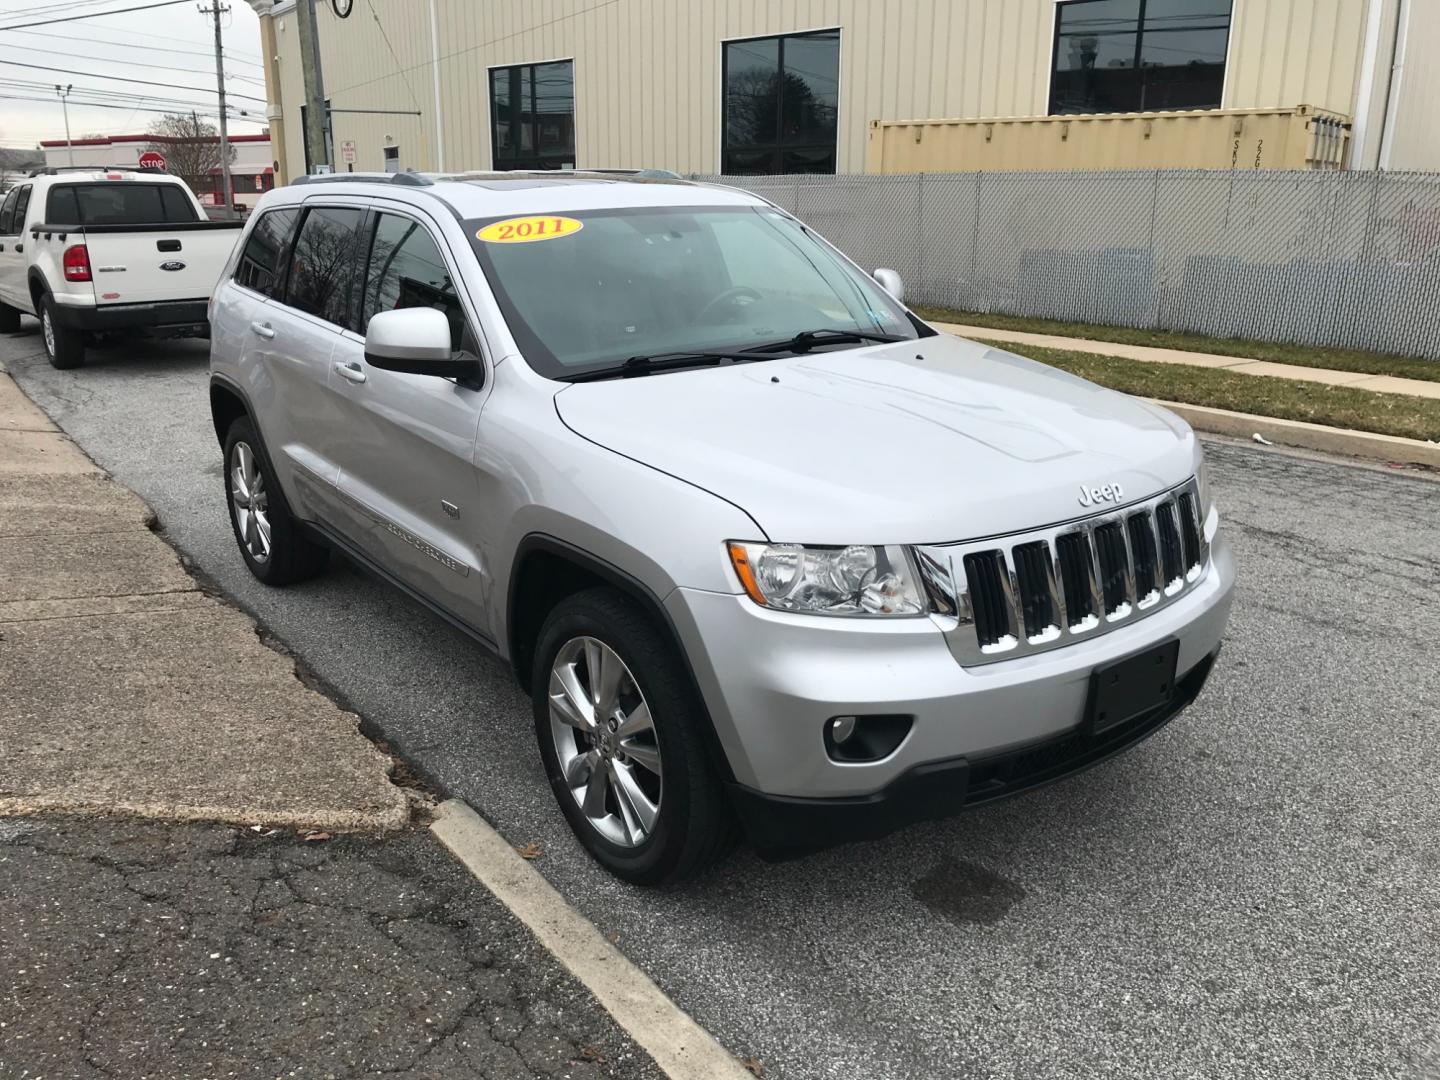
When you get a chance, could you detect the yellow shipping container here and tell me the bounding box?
[867,106,1351,175]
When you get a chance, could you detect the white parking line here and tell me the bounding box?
[430,798,752,1080]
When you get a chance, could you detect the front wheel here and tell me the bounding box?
[532,588,737,885]
[40,295,84,369]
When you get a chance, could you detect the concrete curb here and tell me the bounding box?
[1153,399,1440,469]
[431,799,753,1080]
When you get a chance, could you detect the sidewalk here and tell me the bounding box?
[0,371,663,1080]
[933,321,1440,401]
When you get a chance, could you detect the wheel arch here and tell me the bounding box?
[27,269,50,311]
[507,533,736,782]
[209,374,253,450]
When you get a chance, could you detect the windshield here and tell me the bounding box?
[465,205,917,378]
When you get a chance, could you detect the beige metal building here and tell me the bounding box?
[261,0,1439,179]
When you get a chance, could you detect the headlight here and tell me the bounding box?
[726,542,925,617]
[1195,452,1213,516]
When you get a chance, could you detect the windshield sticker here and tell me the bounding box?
[476,215,583,244]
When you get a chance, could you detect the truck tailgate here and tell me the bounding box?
[82,224,244,306]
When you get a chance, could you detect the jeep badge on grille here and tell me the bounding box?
[1078,482,1124,507]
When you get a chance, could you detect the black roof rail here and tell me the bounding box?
[291,170,434,187]
[27,165,163,176]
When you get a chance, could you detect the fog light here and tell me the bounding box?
[823,714,914,763]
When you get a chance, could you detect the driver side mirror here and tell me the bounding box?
[872,268,905,302]
[364,307,480,382]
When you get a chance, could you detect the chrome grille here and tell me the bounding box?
[914,478,1209,666]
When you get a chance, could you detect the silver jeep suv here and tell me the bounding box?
[208,171,1235,884]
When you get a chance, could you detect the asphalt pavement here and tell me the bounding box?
[4,325,1439,1080]
[0,816,663,1080]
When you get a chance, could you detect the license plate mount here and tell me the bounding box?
[1086,639,1180,735]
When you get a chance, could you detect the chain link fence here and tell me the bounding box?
[690,169,1440,361]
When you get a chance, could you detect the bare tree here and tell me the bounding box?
[145,113,235,198]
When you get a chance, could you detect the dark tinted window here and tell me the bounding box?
[0,188,19,234]
[490,60,575,171]
[1050,0,1231,114]
[9,186,31,231]
[234,207,300,298]
[44,182,200,225]
[362,213,466,351]
[285,206,366,327]
[722,30,839,175]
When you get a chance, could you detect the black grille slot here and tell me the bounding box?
[1011,542,1055,640]
[1127,512,1160,598]
[1155,501,1184,585]
[962,551,1012,648]
[1177,492,1202,569]
[1054,532,1095,626]
[1093,523,1130,614]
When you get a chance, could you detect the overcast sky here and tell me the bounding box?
[0,0,267,148]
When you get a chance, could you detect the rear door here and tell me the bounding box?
[0,185,32,309]
[327,206,490,631]
[252,202,369,523]
[44,180,229,305]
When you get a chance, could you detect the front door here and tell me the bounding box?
[0,184,32,310]
[327,208,491,635]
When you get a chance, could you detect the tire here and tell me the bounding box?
[0,300,19,334]
[532,587,738,885]
[222,415,329,586]
[40,294,85,369]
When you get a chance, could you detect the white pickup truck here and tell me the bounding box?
[0,168,245,368]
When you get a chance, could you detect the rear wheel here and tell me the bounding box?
[531,587,737,885]
[40,295,84,369]
[0,300,19,334]
[223,415,328,585]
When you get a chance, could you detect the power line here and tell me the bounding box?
[0,58,267,102]
[0,91,265,122]
[0,0,193,32]
[0,42,265,84]
[0,26,264,67]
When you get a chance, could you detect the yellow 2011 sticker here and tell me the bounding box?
[476,215,584,244]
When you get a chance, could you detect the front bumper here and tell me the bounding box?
[665,534,1236,827]
[51,298,209,333]
[729,646,1217,856]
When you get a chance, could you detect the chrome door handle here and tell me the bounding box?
[250,321,275,339]
[334,360,367,384]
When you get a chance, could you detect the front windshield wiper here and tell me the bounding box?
[743,328,903,355]
[561,350,767,383]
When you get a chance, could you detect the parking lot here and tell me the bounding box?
[4,325,1439,1080]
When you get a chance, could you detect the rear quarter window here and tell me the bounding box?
[233,207,300,299]
[45,182,200,226]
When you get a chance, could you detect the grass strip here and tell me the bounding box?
[914,304,1440,385]
[974,338,1440,444]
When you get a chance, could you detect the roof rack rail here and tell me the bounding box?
[27,165,160,176]
[291,170,434,187]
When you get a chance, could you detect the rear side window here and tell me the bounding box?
[362,212,466,350]
[234,207,300,298]
[9,186,31,231]
[45,182,200,226]
[284,206,366,327]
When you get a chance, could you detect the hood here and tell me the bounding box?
[553,334,1198,544]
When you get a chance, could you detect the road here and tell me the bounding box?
[5,327,1439,1080]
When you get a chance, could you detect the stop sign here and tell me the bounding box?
[138,151,166,170]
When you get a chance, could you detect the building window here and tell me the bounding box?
[1050,0,1231,115]
[722,29,839,175]
[490,60,576,170]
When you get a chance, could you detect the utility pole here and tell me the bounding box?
[293,0,329,172]
[54,84,74,166]
[199,2,236,217]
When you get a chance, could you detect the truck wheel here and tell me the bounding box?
[0,301,19,334]
[40,295,84,369]
[532,587,738,885]
[222,415,329,585]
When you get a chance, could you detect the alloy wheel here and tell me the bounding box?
[42,308,54,357]
[229,441,272,563]
[548,636,663,848]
